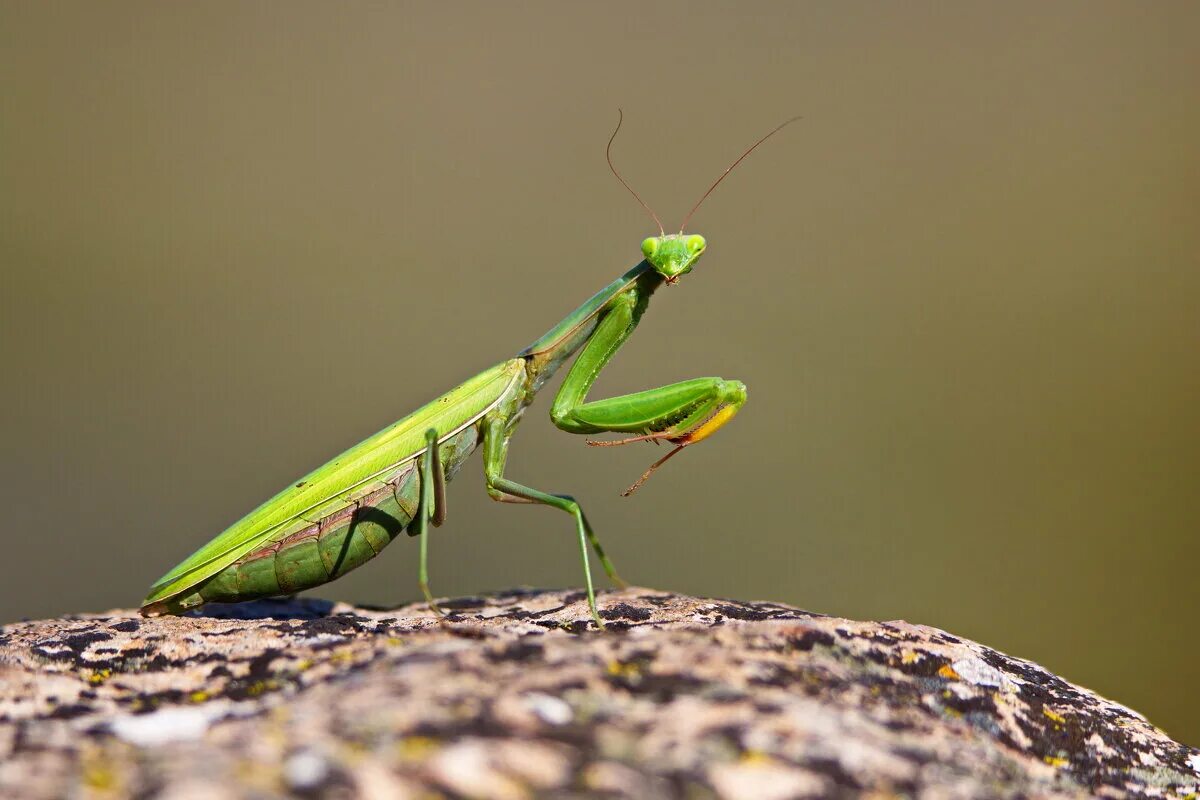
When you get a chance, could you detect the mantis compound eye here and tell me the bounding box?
[685,234,706,254]
[641,237,659,260]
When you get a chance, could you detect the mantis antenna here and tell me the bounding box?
[607,109,665,236]
[678,115,802,233]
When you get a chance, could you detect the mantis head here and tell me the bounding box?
[607,111,798,285]
[642,234,706,283]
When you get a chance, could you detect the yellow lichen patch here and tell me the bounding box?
[80,743,120,794]
[87,668,111,685]
[386,637,404,647]
[1043,755,1070,768]
[295,659,314,671]
[1043,708,1066,725]
[739,749,774,765]
[189,690,209,703]
[606,660,640,679]
[81,761,117,793]
[900,650,920,665]
[329,649,358,665]
[396,736,440,761]
[937,664,962,681]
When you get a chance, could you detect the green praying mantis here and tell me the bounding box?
[141,113,797,628]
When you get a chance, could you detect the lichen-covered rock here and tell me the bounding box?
[0,588,1196,799]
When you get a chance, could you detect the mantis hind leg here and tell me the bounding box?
[482,416,618,630]
[411,428,446,616]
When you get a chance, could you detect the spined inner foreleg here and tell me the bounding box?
[546,288,748,493]
[560,376,749,494]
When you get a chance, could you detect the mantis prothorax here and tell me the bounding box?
[141,112,797,628]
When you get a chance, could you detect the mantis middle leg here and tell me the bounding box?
[482,415,618,630]
[410,427,446,616]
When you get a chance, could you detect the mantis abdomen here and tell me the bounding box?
[147,424,485,614]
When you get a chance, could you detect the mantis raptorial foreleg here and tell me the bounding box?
[549,285,748,494]
[412,428,446,616]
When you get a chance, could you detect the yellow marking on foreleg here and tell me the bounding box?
[678,402,741,445]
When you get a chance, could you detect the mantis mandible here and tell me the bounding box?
[141,113,797,628]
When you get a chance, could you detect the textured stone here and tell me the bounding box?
[0,588,1196,799]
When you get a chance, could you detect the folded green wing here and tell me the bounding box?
[142,359,525,608]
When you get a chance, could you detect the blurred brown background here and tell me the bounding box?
[2,3,1197,744]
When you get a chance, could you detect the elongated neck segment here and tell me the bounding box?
[518,260,663,393]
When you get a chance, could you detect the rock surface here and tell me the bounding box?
[0,588,1196,799]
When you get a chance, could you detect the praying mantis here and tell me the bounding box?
[141,113,797,628]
